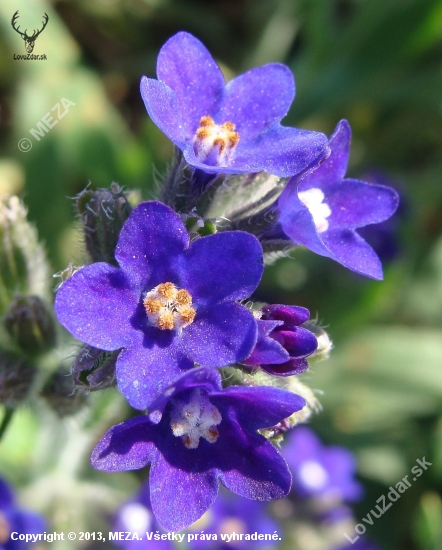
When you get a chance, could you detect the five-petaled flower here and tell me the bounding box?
[244,305,317,376]
[282,426,363,502]
[140,32,328,177]
[91,368,305,531]
[275,119,399,279]
[55,201,263,410]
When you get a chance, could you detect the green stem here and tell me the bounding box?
[0,408,14,441]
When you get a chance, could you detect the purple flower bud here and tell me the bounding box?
[244,305,317,376]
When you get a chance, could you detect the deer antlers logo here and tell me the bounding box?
[11,10,49,54]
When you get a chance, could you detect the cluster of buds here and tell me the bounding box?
[0,196,90,421]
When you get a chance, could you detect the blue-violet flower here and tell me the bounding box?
[140,32,328,177]
[276,120,399,279]
[113,486,171,550]
[282,426,363,503]
[244,305,317,376]
[55,201,263,410]
[91,368,305,531]
[0,477,46,550]
[187,489,280,549]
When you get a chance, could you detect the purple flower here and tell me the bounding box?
[281,427,363,503]
[276,120,399,279]
[91,368,305,532]
[244,305,317,376]
[55,201,263,410]
[0,477,46,550]
[140,32,328,177]
[113,486,172,550]
[187,490,280,549]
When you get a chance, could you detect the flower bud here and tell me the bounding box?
[244,304,317,376]
[72,345,118,391]
[0,351,37,407]
[76,183,132,265]
[41,369,88,417]
[4,295,56,356]
[303,323,333,363]
[0,196,49,314]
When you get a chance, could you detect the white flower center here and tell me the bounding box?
[143,282,196,332]
[298,187,331,233]
[192,116,239,166]
[120,503,152,534]
[170,388,222,449]
[299,460,329,490]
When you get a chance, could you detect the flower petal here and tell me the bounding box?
[91,416,157,472]
[13,510,47,538]
[297,119,351,190]
[232,124,329,177]
[55,263,135,350]
[150,453,218,531]
[325,178,400,230]
[140,78,187,147]
[0,478,14,508]
[244,320,289,366]
[211,386,305,431]
[277,327,318,357]
[182,231,263,305]
[183,302,258,367]
[156,32,225,138]
[262,304,311,326]
[321,229,383,279]
[217,425,292,500]
[322,448,363,502]
[115,202,189,289]
[217,63,295,141]
[116,335,193,411]
[261,357,309,376]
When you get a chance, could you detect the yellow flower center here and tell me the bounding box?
[143,282,196,332]
[192,116,239,166]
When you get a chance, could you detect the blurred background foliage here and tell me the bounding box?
[1,0,442,548]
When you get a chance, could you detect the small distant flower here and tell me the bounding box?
[140,32,328,177]
[276,120,399,279]
[55,201,263,410]
[114,486,172,550]
[0,477,46,550]
[91,368,305,532]
[244,305,317,376]
[187,490,280,549]
[281,426,363,503]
